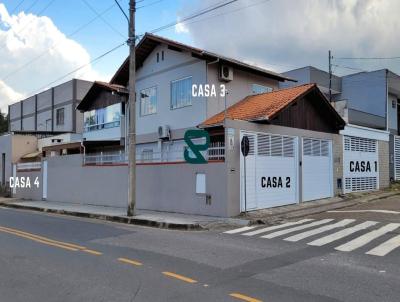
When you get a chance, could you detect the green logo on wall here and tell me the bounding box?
[184,130,210,164]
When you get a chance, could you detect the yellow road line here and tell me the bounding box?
[162,271,197,284]
[0,226,86,250]
[229,293,262,302]
[118,257,143,266]
[82,249,103,256]
[0,227,78,252]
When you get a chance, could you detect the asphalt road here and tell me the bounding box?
[1,203,400,302]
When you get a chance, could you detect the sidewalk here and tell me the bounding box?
[0,199,249,230]
[1,189,399,230]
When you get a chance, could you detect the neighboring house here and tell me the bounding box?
[0,134,38,188]
[109,33,294,163]
[279,66,395,184]
[8,79,92,134]
[76,81,128,164]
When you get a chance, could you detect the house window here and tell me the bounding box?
[83,103,121,131]
[56,108,64,125]
[157,53,159,63]
[171,76,192,109]
[140,86,157,116]
[392,100,396,109]
[162,50,164,61]
[252,84,272,95]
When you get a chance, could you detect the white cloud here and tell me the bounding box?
[0,4,108,112]
[178,0,400,75]
[0,80,23,113]
[175,19,189,34]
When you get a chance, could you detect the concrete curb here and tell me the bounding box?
[245,191,400,225]
[0,203,203,231]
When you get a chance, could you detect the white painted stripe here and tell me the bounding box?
[328,210,400,215]
[261,219,334,239]
[284,219,355,242]
[242,219,314,236]
[223,226,256,234]
[335,223,400,252]
[366,234,400,256]
[308,221,378,246]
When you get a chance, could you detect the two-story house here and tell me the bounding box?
[107,33,294,162]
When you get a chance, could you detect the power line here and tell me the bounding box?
[9,0,27,14]
[82,0,125,38]
[0,3,118,82]
[137,0,165,9]
[143,0,240,36]
[27,41,126,96]
[114,0,129,23]
[172,0,269,33]
[334,56,400,60]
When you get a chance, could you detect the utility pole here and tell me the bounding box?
[127,0,136,216]
[328,50,332,102]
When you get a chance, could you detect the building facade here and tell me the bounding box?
[8,79,92,134]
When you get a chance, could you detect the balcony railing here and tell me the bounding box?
[84,142,225,165]
[84,121,120,132]
[84,151,127,165]
[16,162,42,171]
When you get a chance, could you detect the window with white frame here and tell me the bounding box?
[140,86,157,116]
[171,76,192,109]
[251,84,272,95]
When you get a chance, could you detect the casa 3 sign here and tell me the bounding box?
[184,130,210,164]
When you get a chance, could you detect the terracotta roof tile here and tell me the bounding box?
[201,83,317,127]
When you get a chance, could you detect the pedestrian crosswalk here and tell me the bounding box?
[223,219,400,257]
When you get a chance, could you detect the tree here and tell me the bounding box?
[0,111,8,134]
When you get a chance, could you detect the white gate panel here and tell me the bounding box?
[302,138,333,201]
[42,160,48,200]
[240,131,298,212]
[343,136,379,193]
[394,136,400,181]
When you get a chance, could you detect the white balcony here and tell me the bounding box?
[83,121,122,142]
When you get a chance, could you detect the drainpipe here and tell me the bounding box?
[386,69,389,131]
[206,58,220,120]
[81,141,86,165]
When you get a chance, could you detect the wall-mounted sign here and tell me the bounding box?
[227,128,235,151]
[184,130,210,164]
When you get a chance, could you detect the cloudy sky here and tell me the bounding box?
[1,0,400,113]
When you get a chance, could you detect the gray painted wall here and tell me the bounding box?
[14,170,42,201]
[13,153,229,216]
[0,135,12,185]
[46,155,128,208]
[341,70,387,118]
[9,79,90,134]
[137,162,228,216]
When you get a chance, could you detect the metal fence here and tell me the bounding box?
[16,162,42,171]
[84,142,225,165]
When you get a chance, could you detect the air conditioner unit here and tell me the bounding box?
[158,125,171,140]
[219,65,233,82]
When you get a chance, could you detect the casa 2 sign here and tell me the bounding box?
[261,176,291,189]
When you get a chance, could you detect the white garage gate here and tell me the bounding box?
[302,138,333,201]
[240,131,299,211]
[343,135,379,193]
